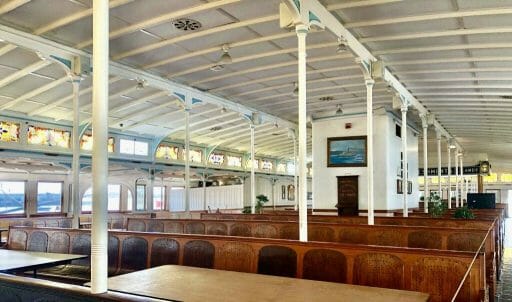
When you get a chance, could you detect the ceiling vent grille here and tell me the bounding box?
[172,18,202,31]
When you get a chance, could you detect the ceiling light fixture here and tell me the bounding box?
[336,36,348,54]
[135,79,146,90]
[273,122,279,128]
[218,44,232,65]
[292,82,299,96]
[220,107,227,113]
[209,64,224,72]
[335,104,343,115]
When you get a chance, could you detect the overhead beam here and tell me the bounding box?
[0,60,51,89]
[0,0,30,15]
[0,76,69,110]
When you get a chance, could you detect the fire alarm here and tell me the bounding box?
[345,123,352,129]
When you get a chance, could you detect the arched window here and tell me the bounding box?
[81,184,121,212]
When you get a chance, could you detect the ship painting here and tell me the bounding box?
[327,136,367,167]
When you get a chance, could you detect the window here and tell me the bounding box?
[81,184,121,212]
[37,182,62,213]
[395,124,401,138]
[287,162,295,175]
[227,155,242,168]
[247,159,259,169]
[81,134,115,153]
[277,163,286,173]
[120,139,148,156]
[28,126,70,148]
[156,144,179,160]
[0,181,25,214]
[208,153,224,165]
[108,185,121,211]
[153,186,165,210]
[136,184,146,211]
[126,189,133,211]
[182,149,202,163]
[261,159,273,171]
[0,121,19,143]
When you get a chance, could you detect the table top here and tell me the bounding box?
[0,249,87,272]
[99,265,430,302]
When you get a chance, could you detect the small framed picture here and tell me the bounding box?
[281,185,286,200]
[407,181,413,195]
[397,179,403,194]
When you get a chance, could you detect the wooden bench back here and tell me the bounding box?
[0,217,73,229]
[8,226,485,302]
[79,213,152,229]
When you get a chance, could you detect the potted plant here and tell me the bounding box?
[453,206,475,219]
[427,193,447,218]
[241,195,269,214]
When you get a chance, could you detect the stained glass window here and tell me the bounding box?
[277,163,286,173]
[501,173,512,183]
[156,144,179,160]
[0,121,19,143]
[80,134,114,152]
[261,159,273,171]
[227,155,242,168]
[483,173,498,183]
[247,159,259,169]
[27,125,70,148]
[183,149,202,163]
[208,153,225,165]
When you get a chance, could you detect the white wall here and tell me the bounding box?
[312,109,419,211]
[170,185,244,212]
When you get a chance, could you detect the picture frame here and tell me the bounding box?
[281,185,286,200]
[407,181,413,195]
[397,179,403,194]
[287,184,295,201]
[327,136,367,167]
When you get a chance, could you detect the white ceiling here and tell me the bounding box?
[0,0,510,166]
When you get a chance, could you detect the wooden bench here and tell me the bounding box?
[127,217,496,300]
[0,217,73,229]
[0,272,166,301]
[7,226,485,302]
[79,213,152,230]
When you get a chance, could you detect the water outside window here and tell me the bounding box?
[37,182,62,213]
[0,181,25,214]
[82,184,121,212]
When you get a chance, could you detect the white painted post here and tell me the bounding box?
[293,136,298,211]
[459,153,467,207]
[365,77,375,225]
[436,129,442,199]
[401,100,408,217]
[447,142,452,209]
[184,107,190,214]
[296,23,308,242]
[250,124,256,214]
[420,114,429,213]
[91,0,109,293]
[455,150,459,207]
[71,77,81,229]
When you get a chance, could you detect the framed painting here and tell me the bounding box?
[327,136,367,167]
[287,184,295,201]
[281,185,286,199]
[407,181,413,195]
[397,179,403,194]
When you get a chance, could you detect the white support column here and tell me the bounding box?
[400,98,408,217]
[455,150,459,207]
[184,107,190,214]
[447,141,452,209]
[460,154,465,204]
[293,136,298,211]
[71,76,81,229]
[365,77,375,225]
[250,124,256,214]
[420,114,429,213]
[436,129,442,199]
[296,23,308,242]
[91,0,109,294]
[271,178,276,211]
[202,174,207,211]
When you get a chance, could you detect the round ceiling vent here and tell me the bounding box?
[172,18,202,31]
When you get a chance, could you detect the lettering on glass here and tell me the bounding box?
[261,159,273,171]
[208,153,225,165]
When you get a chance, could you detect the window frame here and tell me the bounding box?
[0,180,27,218]
[80,184,124,214]
[135,184,146,211]
[152,186,166,211]
[36,181,64,214]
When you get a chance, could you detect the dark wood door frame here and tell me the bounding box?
[336,176,359,216]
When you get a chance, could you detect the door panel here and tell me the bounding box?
[337,176,358,216]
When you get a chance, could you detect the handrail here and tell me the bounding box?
[450,226,491,301]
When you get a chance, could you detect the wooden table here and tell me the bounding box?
[0,249,87,277]
[98,265,430,302]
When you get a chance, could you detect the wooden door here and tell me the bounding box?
[337,176,359,216]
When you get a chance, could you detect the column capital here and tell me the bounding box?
[295,23,309,34]
[68,73,82,83]
[420,113,429,129]
[435,128,442,140]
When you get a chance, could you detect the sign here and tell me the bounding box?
[419,165,480,176]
